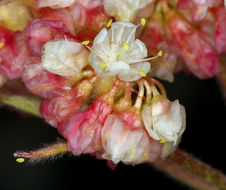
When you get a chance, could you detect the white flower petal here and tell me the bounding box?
[102,114,142,164]
[108,21,136,46]
[109,61,130,76]
[123,39,147,63]
[42,40,88,76]
[92,28,110,58]
[118,61,150,81]
[104,0,148,21]
[89,21,151,81]
[142,97,186,147]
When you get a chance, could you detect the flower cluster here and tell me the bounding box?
[5,0,226,166]
[140,0,225,81]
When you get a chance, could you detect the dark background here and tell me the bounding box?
[0,73,225,190]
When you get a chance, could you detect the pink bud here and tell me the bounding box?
[0,27,30,79]
[212,4,226,54]
[167,13,220,79]
[101,114,162,164]
[69,0,109,34]
[177,0,221,22]
[23,62,73,99]
[40,78,96,127]
[37,8,75,35]
[23,19,76,56]
[58,81,119,155]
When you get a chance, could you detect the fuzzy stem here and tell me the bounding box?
[14,141,68,162]
[143,80,152,105]
[0,93,41,117]
[152,149,226,190]
[134,81,144,109]
[148,78,167,98]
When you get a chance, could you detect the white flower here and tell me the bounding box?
[142,97,186,156]
[103,0,147,21]
[101,114,143,164]
[41,40,88,76]
[88,21,159,81]
[38,0,75,8]
[101,114,162,164]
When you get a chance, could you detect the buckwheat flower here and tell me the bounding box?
[0,27,30,79]
[41,40,88,76]
[40,77,96,127]
[101,114,162,164]
[142,96,186,149]
[103,0,148,21]
[58,81,119,155]
[23,19,74,56]
[101,81,162,164]
[177,0,222,22]
[23,59,73,99]
[88,21,161,81]
[38,0,75,9]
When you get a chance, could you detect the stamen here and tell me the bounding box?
[134,81,144,110]
[141,18,146,26]
[81,40,90,45]
[109,40,113,44]
[85,45,107,61]
[158,50,163,56]
[0,42,4,48]
[107,19,113,28]
[64,35,68,42]
[143,80,152,105]
[160,140,167,143]
[139,70,146,77]
[127,51,163,64]
[16,158,25,163]
[124,42,130,50]
[99,63,106,69]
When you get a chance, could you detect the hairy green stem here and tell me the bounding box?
[0,93,41,117]
[153,149,226,190]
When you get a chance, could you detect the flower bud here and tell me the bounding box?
[23,61,74,99]
[69,0,109,33]
[23,19,75,56]
[101,114,162,164]
[142,95,186,157]
[166,10,220,79]
[58,81,119,155]
[0,28,30,79]
[103,0,148,22]
[37,8,75,35]
[41,40,88,77]
[40,78,95,127]
[0,1,32,31]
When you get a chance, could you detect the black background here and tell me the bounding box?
[0,73,225,190]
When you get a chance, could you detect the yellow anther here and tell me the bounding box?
[107,19,112,28]
[109,40,113,44]
[0,42,4,48]
[124,42,130,50]
[160,140,167,144]
[99,63,106,69]
[81,40,90,45]
[157,50,163,57]
[139,70,146,77]
[16,158,25,163]
[141,18,146,26]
